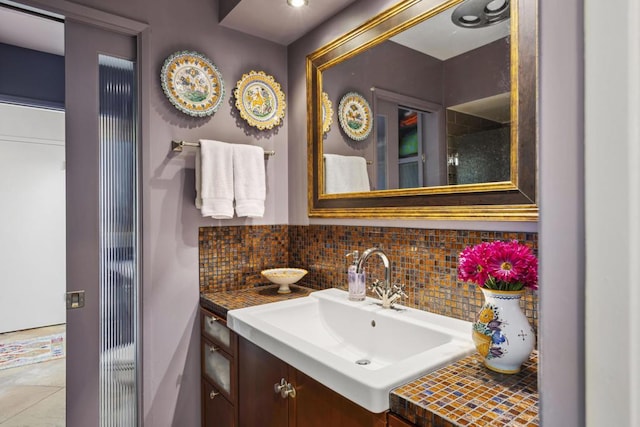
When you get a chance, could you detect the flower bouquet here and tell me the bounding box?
[458,240,538,373]
[458,240,538,291]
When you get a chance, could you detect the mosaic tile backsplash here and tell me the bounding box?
[199,225,289,292]
[199,225,538,331]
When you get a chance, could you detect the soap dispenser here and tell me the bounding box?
[346,251,366,301]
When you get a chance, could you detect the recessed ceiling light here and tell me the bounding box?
[452,0,510,28]
[287,0,308,7]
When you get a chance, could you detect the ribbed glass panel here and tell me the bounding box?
[98,55,138,427]
[376,115,387,190]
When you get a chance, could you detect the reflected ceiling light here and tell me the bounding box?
[287,0,308,7]
[452,0,510,28]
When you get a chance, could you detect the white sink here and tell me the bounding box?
[227,288,474,413]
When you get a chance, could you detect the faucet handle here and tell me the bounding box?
[369,279,385,298]
[392,283,408,299]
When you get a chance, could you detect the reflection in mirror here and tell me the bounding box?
[307,0,537,220]
[321,2,511,194]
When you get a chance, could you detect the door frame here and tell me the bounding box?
[2,0,149,425]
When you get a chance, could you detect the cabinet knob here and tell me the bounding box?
[209,390,219,400]
[209,345,218,353]
[274,378,286,394]
[274,378,296,399]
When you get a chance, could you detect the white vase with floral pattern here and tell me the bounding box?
[472,288,535,374]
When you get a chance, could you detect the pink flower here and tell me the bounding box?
[486,241,527,282]
[458,242,492,286]
[520,252,539,290]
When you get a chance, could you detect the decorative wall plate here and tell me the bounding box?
[338,91,372,141]
[321,91,333,134]
[234,70,286,130]
[161,51,225,117]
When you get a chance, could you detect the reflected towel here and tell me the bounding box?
[323,154,370,194]
[233,144,266,218]
[196,139,234,219]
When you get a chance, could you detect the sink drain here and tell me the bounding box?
[355,359,371,366]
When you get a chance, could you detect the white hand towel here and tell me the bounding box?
[323,154,370,194]
[195,149,202,209]
[233,144,266,218]
[197,139,234,219]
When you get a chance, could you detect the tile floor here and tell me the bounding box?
[0,325,65,427]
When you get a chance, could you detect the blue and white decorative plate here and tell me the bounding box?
[338,91,372,141]
[161,51,225,117]
[234,70,286,130]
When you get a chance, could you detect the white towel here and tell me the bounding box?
[196,139,234,219]
[323,154,370,194]
[233,144,266,218]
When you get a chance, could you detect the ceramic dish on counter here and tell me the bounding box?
[160,50,225,117]
[261,268,308,294]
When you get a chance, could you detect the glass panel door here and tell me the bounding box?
[64,19,138,426]
[397,107,425,188]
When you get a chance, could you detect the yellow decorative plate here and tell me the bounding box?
[161,51,225,117]
[234,70,286,130]
[321,91,333,134]
[338,91,372,141]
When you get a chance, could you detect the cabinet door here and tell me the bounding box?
[238,337,289,427]
[202,338,235,401]
[290,369,387,427]
[201,309,235,354]
[388,413,417,427]
[202,380,234,427]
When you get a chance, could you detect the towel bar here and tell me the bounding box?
[171,140,275,157]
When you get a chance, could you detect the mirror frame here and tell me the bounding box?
[307,0,537,221]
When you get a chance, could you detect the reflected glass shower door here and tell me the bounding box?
[98,54,138,427]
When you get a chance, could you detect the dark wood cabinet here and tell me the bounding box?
[238,336,290,427]
[387,413,417,427]
[238,336,387,427]
[200,308,237,427]
[202,379,234,427]
[290,369,387,427]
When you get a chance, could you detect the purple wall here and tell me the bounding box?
[61,0,288,425]
[443,37,510,107]
[539,0,585,424]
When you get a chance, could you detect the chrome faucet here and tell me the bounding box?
[356,247,407,308]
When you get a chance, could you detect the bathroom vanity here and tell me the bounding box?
[200,305,386,426]
[200,285,393,426]
[200,286,539,427]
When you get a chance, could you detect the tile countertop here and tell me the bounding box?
[200,286,538,427]
[390,351,539,427]
[199,284,314,319]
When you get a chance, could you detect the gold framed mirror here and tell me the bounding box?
[307,0,537,220]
